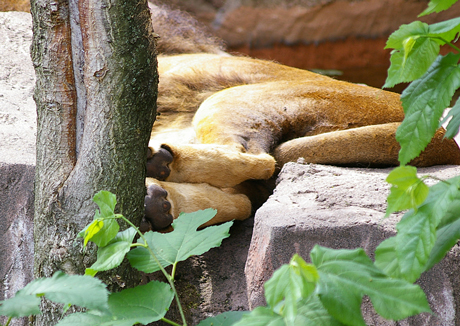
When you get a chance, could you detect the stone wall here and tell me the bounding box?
[161,0,460,89]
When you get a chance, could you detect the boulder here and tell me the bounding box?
[246,162,460,325]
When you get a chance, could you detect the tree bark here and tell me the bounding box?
[30,0,157,324]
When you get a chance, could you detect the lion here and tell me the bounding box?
[143,2,460,230]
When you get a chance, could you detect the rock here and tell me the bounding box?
[147,218,253,326]
[0,11,35,166]
[246,162,460,325]
[163,0,460,90]
[168,0,460,47]
[0,11,35,326]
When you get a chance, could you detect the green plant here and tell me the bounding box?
[0,191,234,326]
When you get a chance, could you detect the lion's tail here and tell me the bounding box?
[148,1,228,56]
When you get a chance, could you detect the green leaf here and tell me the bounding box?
[426,214,460,271]
[393,205,437,282]
[311,246,430,325]
[84,268,98,277]
[377,176,460,280]
[295,295,347,326]
[384,21,440,88]
[0,272,109,318]
[88,218,120,248]
[419,0,459,16]
[426,175,460,226]
[77,191,121,248]
[264,254,318,320]
[0,293,40,318]
[396,53,460,164]
[385,166,429,216]
[197,311,249,326]
[424,176,460,270]
[385,21,428,50]
[374,237,402,279]
[93,190,118,218]
[79,219,104,247]
[427,17,460,42]
[89,227,137,272]
[56,281,174,326]
[231,296,346,326]
[127,209,232,273]
[441,99,460,139]
[232,306,284,326]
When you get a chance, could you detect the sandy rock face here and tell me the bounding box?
[167,0,460,47]
[0,12,35,165]
[162,0,460,89]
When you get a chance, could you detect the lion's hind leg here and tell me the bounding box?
[273,122,460,167]
[145,178,252,230]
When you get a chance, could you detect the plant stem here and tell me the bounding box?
[443,40,460,53]
[171,262,178,281]
[119,216,188,326]
[161,317,183,326]
[420,36,460,53]
[130,242,147,247]
[4,317,12,326]
[422,175,453,185]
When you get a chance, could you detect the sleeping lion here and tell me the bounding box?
[143,2,460,230]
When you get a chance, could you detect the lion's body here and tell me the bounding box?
[143,5,460,230]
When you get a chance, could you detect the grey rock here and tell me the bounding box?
[246,162,460,325]
[0,11,35,326]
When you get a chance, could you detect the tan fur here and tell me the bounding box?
[144,6,460,230]
[146,178,251,227]
[0,0,30,12]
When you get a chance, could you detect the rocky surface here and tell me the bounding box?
[162,0,460,90]
[247,162,460,325]
[167,0,460,47]
[0,11,35,166]
[0,11,35,326]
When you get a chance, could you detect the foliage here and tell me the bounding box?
[0,191,232,326]
[0,272,109,318]
[229,249,429,326]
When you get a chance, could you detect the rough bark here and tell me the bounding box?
[30,0,157,324]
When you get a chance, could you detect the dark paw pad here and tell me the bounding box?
[144,184,173,230]
[146,146,173,180]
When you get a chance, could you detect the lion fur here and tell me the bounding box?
[144,3,460,229]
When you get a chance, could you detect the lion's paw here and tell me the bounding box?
[146,146,173,180]
[144,183,173,230]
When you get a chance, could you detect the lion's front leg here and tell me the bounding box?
[144,178,252,230]
[147,143,276,188]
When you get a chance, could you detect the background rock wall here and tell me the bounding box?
[161,0,460,90]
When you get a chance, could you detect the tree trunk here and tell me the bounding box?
[30,0,157,324]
